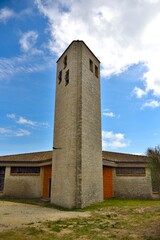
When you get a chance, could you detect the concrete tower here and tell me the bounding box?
[51,40,103,208]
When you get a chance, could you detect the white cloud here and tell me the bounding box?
[16,117,37,126]
[141,99,160,109]
[35,0,160,97]
[133,87,147,98]
[40,122,50,128]
[103,109,120,118]
[15,129,31,137]
[0,7,34,23]
[0,127,30,137]
[16,116,50,128]
[103,110,115,118]
[0,128,10,135]
[0,54,54,81]
[0,8,15,22]
[132,152,145,156]
[7,114,16,119]
[102,130,130,150]
[19,31,40,53]
[7,114,50,128]
[1,114,50,138]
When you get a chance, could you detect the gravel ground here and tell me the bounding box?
[0,201,90,231]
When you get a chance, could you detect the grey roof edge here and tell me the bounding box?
[0,160,52,168]
[103,160,117,167]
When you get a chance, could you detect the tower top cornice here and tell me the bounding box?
[56,40,100,63]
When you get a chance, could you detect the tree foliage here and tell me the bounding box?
[147,145,160,193]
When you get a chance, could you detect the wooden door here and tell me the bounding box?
[43,166,52,199]
[103,167,113,199]
[0,167,5,192]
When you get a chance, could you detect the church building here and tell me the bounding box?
[0,41,159,208]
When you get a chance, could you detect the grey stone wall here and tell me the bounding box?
[113,168,152,199]
[3,167,42,198]
[51,41,103,208]
[80,43,103,207]
[51,42,80,208]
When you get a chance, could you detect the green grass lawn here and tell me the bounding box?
[0,198,160,240]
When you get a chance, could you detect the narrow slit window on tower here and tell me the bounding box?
[58,70,62,84]
[63,55,67,69]
[65,69,69,86]
[89,59,93,72]
[95,65,98,78]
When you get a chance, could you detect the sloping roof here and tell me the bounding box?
[0,151,53,166]
[102,151,148,163]
[0,151,52,162]
[0,150,148,167]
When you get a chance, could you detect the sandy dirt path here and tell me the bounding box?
[0,201,90,231]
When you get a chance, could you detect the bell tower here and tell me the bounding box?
[51,40,103,208]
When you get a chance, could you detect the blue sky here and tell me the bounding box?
[0,0,160,156]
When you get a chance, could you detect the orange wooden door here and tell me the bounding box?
[43,166,52,199]
[103,167,113,199]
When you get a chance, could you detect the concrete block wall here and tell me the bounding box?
[3,167,43,198]
[51,41,103,208]
[51,42,80,208]
[81,43,103,206]
[113,168,152,199]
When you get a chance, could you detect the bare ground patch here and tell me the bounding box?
[0,199,160,239]
[0,201,90,231]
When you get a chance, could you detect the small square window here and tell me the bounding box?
[89,59,93,72]
[65,69,69,86]
[58,70,62,84]
[95,65,98,78]
[63,55,67,69]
